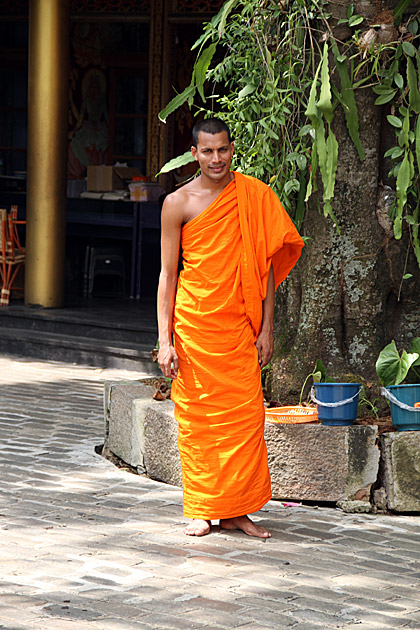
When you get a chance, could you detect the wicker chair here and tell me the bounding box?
[0,205,26,306]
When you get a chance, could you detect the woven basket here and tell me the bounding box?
[265,406,318,424]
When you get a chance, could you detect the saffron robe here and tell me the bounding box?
[171,171,304,519]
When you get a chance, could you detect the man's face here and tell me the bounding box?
[191,131,234,181]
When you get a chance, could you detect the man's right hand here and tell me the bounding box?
[158,344,179,379]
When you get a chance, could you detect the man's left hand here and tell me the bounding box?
[256,330,273,369]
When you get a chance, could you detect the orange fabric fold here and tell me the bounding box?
[171,172,304,519]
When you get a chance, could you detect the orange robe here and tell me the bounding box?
[171,171,304,519]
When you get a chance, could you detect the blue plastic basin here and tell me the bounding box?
[386,384,420,431]
[314,383,361,426]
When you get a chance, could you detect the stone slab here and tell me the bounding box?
[265,423,380,502]
[104,380,158,466]
[381,431,420,512]
[132,397,182,486]
[106,383,380,503]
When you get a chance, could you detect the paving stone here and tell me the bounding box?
[1,356,420,630]
[239,607,297,628]
[289,596,353,616]
[91,619,155,630]
[381,431,420,511]
[287,607,343,626]
[142,611,209,629]
[289,624,333,630]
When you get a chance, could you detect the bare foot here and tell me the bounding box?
[184,519,211,536]
[220,515,271,539]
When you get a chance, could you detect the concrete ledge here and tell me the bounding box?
[380,431,420,512]
[104,382,382,507]
[265,423,379,503]
[104,380,181,483]
[104,380,159,467]
[132,398,182,485]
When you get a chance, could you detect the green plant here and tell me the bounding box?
[376,337,420,386]
[299,358,334,405]
[358,389,380,419]
[158,0,420,268]
[159,0,349,223]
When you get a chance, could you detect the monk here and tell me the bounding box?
[157,118,304,538]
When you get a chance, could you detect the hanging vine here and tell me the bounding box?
[158,0,420,266]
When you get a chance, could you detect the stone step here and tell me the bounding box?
[0,304,157,346]
[104,381,381,508]
[0,327,160,372]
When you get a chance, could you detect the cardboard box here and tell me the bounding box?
[128,182,165,202]
[87,166,144,192]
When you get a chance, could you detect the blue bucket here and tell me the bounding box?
[311,383,361,426]
[382,384,420,431]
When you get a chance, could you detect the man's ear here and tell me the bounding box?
[230,142,235,155]
[191,146,199,162]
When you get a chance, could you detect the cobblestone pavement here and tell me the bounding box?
[1,355,420,630]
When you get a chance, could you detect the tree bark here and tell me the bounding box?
[270,0,420,402]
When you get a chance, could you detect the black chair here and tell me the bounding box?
[84,246,126,297]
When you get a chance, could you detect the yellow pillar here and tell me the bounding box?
[25,0,70,307]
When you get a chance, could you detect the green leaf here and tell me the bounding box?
[305,62,321,122]
[405,216,416,224]
[408,338,420,366]
[394,0,414,26]
[284,178,300,195]
[402,41,417,57]
[156,150,195,175]
[394,73,404,88]
[193,43,218,101]
[260,120,279,140]
[408,19,418,35]
[394,215,403,238]
[375,91,397,105]
[395,152,412,238]
[314,359,329,381]
[305,140,318,202]
[402,110,410,147]
[238,83,256,99]
[299,124,314,137]
[331,40,365,160]
[159,85,196,123]
[325,127,338,200]
[373,84,397,94]
[312,371,322,383]
[387,115,403,128]
[191,24,213,52]
[217,0,240,37]
[403,272,413,277]
[407,57,420,114]
[348,15,364,27]
[286,152,301,163]
[384,146,404,159]
[322,199,340,234]
[376,340,419,386]
[416,115,420,171]
[346,3,354,19]
[317,42,334,124]
[296,155,307,170]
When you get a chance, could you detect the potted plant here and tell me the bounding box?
[376,338,420,431]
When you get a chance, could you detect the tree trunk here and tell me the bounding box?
[270,1,420,403]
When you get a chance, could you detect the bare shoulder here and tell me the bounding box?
[161,188,186,226]
[162,178,201,224]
